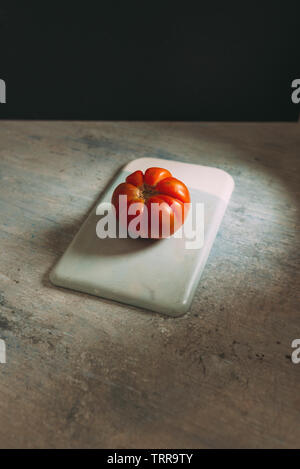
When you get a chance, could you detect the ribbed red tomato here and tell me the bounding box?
[111,167,190,238]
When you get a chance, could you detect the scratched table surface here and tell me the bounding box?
[0,121,299,449]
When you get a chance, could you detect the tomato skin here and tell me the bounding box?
[111,167,190,238]
[111,182,143,226]
[144,167,172,186]
[156,177,190,204]
[126,170,144,187]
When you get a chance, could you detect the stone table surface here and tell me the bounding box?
[0,120,299,449]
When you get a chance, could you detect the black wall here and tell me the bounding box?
[1,2,299,121]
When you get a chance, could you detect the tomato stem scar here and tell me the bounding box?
[138,184,159,200]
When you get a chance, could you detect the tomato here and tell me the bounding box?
[111,167,190,238]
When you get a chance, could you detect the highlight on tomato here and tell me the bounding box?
[111,167,191,239]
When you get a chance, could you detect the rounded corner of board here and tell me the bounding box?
[123,157,154,173]
[218,168,235,189]
[49,267,60,287]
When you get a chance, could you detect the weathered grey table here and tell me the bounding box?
[0,121,299,448]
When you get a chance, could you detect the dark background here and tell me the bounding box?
[1,2,299,121]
